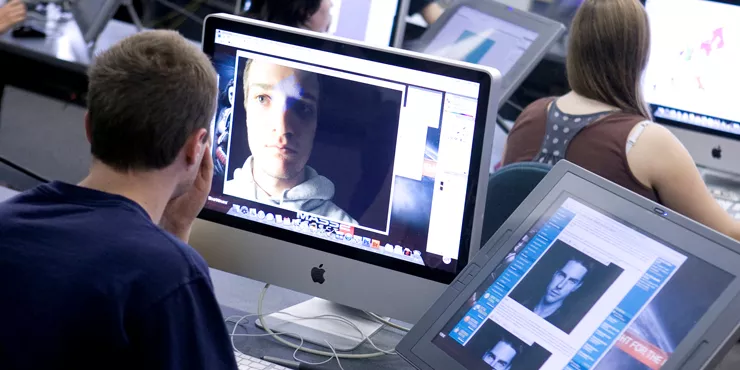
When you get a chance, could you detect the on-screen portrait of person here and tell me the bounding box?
[214,79,235,177]
[521,258,590,330]
[224,60,357,224]
[482,340,518,370]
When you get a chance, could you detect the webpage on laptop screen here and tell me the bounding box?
[433,194,733,370]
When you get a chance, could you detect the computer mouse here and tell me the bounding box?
[11,25,46,39]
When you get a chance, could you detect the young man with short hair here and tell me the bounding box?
[0,30,237,369]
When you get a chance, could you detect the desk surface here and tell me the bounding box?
[0,18,140,72]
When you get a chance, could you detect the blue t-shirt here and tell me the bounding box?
[0,182,238,370]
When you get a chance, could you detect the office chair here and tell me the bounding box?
[481,161,551,246]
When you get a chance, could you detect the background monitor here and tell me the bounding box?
[70,0,121,45]
[194,14,500,325]
[643,0,740,175]
[241,0,410,47]
[416,1,565,107]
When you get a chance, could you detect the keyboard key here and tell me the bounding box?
[233,351,284,369]
[717,199,733,210]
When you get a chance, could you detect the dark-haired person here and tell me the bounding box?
[0,31,237,369]
[244,0,333,33]
[483,339,519,370]
[503,0,740,241]
[519,258,590,331]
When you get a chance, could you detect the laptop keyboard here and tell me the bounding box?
[709,186,740,220]
[234,351,289,370]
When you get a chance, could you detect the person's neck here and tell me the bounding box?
[558,91,619,115]
[252,166,306,197]
[533,297,563,319]
[78,162,176,224]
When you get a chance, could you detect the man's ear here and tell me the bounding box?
[84,112,92,144]
[184,128,209,166]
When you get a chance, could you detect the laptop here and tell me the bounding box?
[398,160,740,370]
[414,1,565,107]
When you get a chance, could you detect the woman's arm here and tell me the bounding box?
[628,124,740,240]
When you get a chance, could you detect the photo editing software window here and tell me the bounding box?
[643,0,740,136]
[206,29,481,272]
[433,194,733,370]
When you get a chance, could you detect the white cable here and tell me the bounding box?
[324,340,346,370]
[256,284,394,359]
[364,311,411,332]
[227,311,395,355]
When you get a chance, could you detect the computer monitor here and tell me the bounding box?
[240,0,410,47]
[643,0,740,176]
[416,1,565,107]
[70,0,121,45]
[194,14,500,331]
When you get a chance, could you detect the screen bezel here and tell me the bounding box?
[642,0,740,142]
[200,14,495,284]
[397,162,740,370]
[415,0,565,107]
[650,105,740,142]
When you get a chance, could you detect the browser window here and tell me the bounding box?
[433,194,733,370]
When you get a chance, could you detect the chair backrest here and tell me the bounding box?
[481,162,551,246]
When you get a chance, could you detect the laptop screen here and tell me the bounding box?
[204,28,486,277]
[422,6,540,77]
[432,194,733,369]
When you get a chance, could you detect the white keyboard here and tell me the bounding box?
[234,350,290,370]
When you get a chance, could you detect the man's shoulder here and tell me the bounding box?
[1,192,209,290]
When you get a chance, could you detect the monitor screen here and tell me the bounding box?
[421,6,539,77]
[432,194,733,369]
[205,28,485,277]
[643,0,740,139]
[242,0,402,46]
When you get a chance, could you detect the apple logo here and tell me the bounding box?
[712,145,723,159]
[311,264,326,284]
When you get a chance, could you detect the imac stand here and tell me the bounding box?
[255,298,387,351]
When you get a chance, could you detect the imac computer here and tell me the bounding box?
[643,0,740,177]
[240,0,410,47]
[193,14,500,348]
[415,1,565,107]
